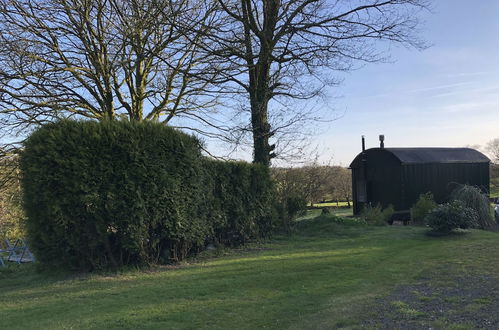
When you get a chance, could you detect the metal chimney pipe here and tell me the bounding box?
[379,134,385,149]
[361,135,365,152]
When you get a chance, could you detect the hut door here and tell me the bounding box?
[357,180,367,202]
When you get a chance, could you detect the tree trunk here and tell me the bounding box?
[250,94,272,166]
[248,0,280,166]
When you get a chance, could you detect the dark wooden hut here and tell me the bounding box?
[349,137,490,216]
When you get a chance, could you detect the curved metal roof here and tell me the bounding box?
[387,148,489,164]
[350,147,489,167]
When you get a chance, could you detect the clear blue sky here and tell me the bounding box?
[313,0,499,166]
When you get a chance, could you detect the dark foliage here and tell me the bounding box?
[410,192,437,225]
[21,120,276,270]
[204,160,277,246]
[425,201,478,234]
[286,195,308,218]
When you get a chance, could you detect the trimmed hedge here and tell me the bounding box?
[21,120,276,270]
[205,160,277,246]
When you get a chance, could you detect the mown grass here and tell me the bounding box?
[304,206,353,218]
[2,215,499,329]
[312,201,351,208]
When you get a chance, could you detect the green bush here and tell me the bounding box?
[21,120,207,269]
[451,185,494,229]
[272,194,307,230]
[410,192,437,225]
[425,200,478,234]
[21,120,277,270]
[360,204,394,226]
[286,195,308,218]
[204,160,276,246]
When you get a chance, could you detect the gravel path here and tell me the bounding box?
[363,273,499,329]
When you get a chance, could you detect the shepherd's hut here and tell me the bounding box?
[349,136,490,216]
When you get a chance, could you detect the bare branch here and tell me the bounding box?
[203,0,429,165]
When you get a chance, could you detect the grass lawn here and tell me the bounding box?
[312,201,351,208]
[2,215,499,329]
[300,208,353,219]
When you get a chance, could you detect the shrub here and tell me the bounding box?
[21,120,209,269]
[21,120,277,270]
[286,195,308,218]
[272,194,307,230]
[425,200,478,234]
[410,192,437,225]
[451,185,494,229]
[203,160,277,246]
[360,204,394,226]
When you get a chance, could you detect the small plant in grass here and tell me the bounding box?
[410,192,437,225]
[451,184,494,229]
[360,204,394,226]
[390,301,426,318]
[425,200,478,234]
[330,216,367,226]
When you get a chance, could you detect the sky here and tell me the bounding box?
[310,0,499,166]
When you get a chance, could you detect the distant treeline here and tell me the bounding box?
[271,165,352,207]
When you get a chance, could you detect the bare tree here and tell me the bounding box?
[272,163,350,206]
[484,138,499,196]
[204,0,428,165]
[272,167,307,200]
[0,0,219,137]
[0,0,430,166]
[0,150,23,240]
[486,138,499,163]
[331,166,351,206]
[301,164,331,204]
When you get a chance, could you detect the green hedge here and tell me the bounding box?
[205,160,276,246]
[21,120,276,270]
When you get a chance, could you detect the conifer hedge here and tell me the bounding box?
[205,160,276,246]
[21,120,276,270]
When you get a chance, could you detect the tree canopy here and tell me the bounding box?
[486,138,499,163]
[205,0,429,165]
[0,0,218,132]
[0,0,429,165]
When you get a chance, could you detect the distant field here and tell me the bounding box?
[310,202,353,217]
[298,209,352,221]
[311,201,350,208]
